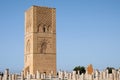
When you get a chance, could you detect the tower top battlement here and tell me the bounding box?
[25,5,56,12]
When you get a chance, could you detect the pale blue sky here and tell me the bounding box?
[0,0,120,72]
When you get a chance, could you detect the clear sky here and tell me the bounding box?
[0,0,120,73]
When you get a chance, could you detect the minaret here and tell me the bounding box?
[24,6,56,76]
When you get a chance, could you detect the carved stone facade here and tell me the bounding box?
[24,6,56,76]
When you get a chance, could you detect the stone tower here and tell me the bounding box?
[24,6,56,76]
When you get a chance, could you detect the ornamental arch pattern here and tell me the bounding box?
[37,23,51,33]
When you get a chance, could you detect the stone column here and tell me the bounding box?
[109,74,114,80]
[43,73,46,79]
[12,74,15,80]
[36,70,40,79]
[32,74,36,79]
[106,69,109,79]
[0,75,2,80]
[58,71,61,79]
[41,73,46,79]
[77,71,80,80]
[4,69,9,80]
[48,73,52,80]
[41,73,45,79]
[15,74,17,80]
[68,73,72,80]
[80,73,84,80]
[72,71,76,80]
[61,71,64,80]
[9,74,12,80]
[65,72,69,80]
[89,74,93,80]
[95,70,99,80]
[64,71,67,79]
[26,71,31,80]
[112,70,117,80]
[116,71,119,80]
[99,71,103,80]
[103,71,106,79]
[118,71,120,80]
[1,76,3,80]
[21,71,24,80]
[51,71,54,79]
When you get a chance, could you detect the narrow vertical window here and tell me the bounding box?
[43,27,46,32]
[26,40,30,54]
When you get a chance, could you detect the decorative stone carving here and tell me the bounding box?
[37,38,51,54]
[37,23,51,33]
[40,41,47,54]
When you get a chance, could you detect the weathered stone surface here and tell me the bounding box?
[24,6,56,76]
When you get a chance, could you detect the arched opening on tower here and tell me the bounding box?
[40,42,47,54]
[26,40,30,54]
[43,27,46,32]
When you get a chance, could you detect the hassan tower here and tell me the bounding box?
[24,6,56,76]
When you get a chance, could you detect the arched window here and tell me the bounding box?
[43,25,47,32]
[40,42,47,54]
[26,40,30,53]
[43,27,46,32]
[37,24,42,32]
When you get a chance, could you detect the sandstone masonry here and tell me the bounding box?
[24,6,56,76]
